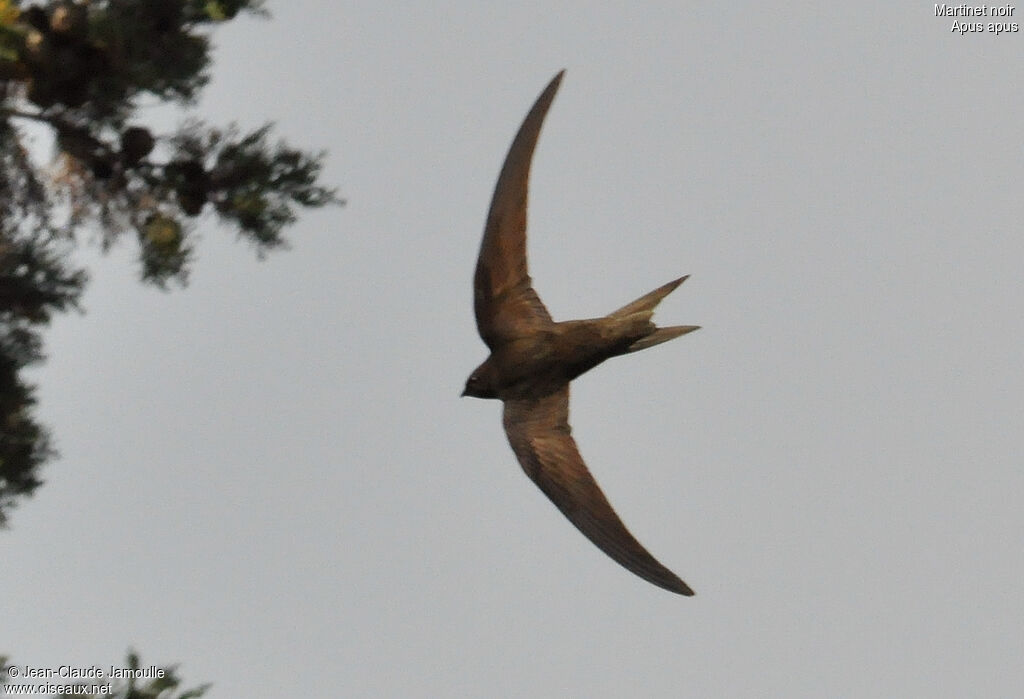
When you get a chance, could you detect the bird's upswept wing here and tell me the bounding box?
[502,387,694,596]
[473,72,564,349]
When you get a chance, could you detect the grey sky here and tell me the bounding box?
[5,2,1023,697]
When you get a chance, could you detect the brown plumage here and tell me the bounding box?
[463,71,699,596]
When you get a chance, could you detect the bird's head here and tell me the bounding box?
[462,360,498,399]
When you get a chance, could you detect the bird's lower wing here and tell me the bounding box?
[502,389,694,596]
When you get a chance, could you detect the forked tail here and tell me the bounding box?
[610,276,699,353]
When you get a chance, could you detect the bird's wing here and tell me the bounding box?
[502,387,694,595]
[473,72,564,350]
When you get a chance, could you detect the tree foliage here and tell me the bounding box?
[0,0,341,525]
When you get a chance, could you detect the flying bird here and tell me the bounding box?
[462,71,699,596]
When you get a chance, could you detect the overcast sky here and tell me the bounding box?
[5,2,1024,697]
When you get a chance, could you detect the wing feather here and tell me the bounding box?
[473,72,564,348]
[502,388,694,596]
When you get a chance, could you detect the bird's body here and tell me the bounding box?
[467,297,690,401]
[464,71,699,596]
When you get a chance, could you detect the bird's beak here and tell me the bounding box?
[460,388,467,397]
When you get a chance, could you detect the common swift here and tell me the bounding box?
[462,71,699,596]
